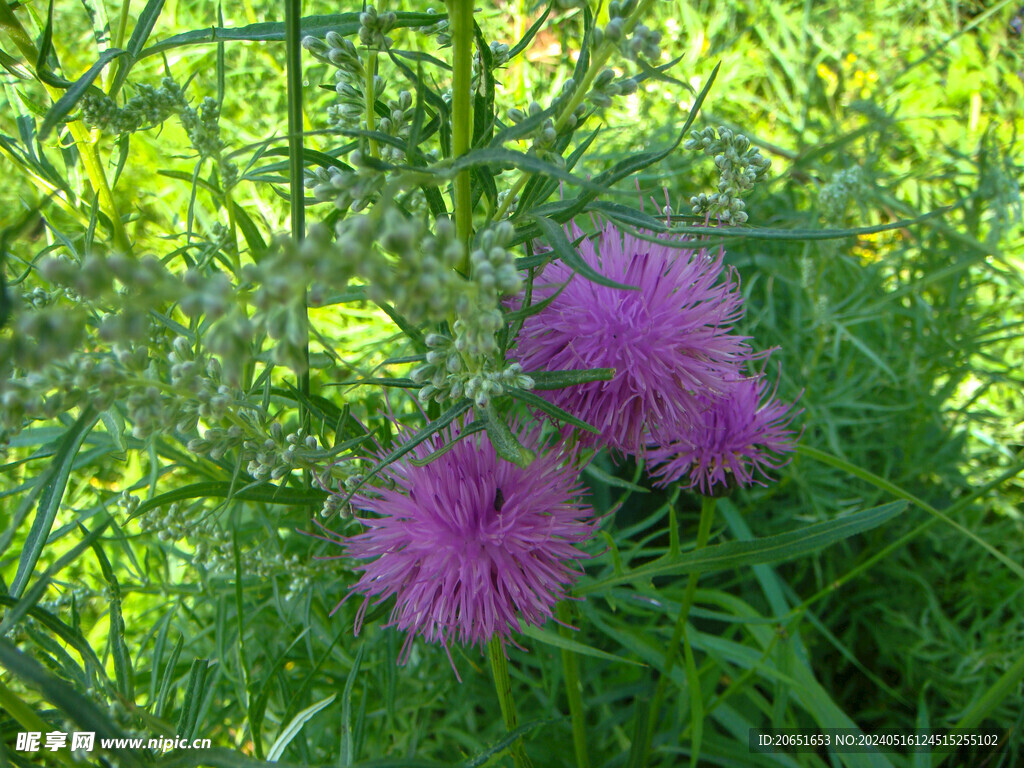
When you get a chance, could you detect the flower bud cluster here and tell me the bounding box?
[178,97,238,188]
[684,127,771,224]
[507,86,585,168]
[412,334,534,407]
[358,6,396,50]
[180,268,232,320]
[1,254,199,436]
[469,41,511,96]
[588,68,638,108]
[303,32,377,137]
[327,78,368,128]
[337,211,466,324]
[819,166,866,220]
[404,223,532,407]
[0,305,87,375]
[488,42,511,69]
[239,422,324,482]
[82,78,237,188]
[469,222,522,297]
[594,0,662,62]
[416,8,451,46]
[246,224,348,308]
[496,188,519,217]
[139,501,233,572]
[81,77,184,134]
[377,90,413,162]
[305,159,383,213]
[303,32,364,79]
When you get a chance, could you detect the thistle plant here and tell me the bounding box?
[0,0,894,765]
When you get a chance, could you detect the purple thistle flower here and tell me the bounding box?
[514,220,751,455]
[647,373,801,494]
[334,418,596,675]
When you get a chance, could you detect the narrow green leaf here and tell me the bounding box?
[484,403,535,468]
[154,634,184,719]
[101,408,126,454]
[949,651,1024,735]
[0,47,32,79]
[131,482,327,520]
[342,399,473,503]
[577,501,908,594]
[267,694,336,763]
[582,462,649,493]
[339,647,364,766]
[449,147,603,193]
[35,0,71,88]
[529,367,615,389]
[520,624,645,667]
[683,626,703,768]
[533,215,638,290]
[88,531,134,701]
[139,13,441,58]
[798,445,1024,580]
[109,0,165,95]
[408,419,486,466]
[375,300,425,350]
[249,628,311,760]
[11,406,100,597]
[509,387,600,434]
[460,718,560,768]
[176,658,212,740]
[232,202,267,256]
[507,2,551,58]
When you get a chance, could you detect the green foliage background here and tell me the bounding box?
[2,0,1022,766]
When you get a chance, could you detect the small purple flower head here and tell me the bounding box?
[514,220,751,455]
[647,373,801,494]
[336,418,595,674]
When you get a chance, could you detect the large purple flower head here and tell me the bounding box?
[336,418,595,673]
[647,373,801,494]
[514,220,751,456]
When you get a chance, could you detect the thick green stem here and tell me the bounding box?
[108,0,132,95]
[558,601,591,768]
[365,52,379,158]
[284,0,311,437]
[446,0,474,252]
[642,495,716,758]
[488,636,531,768]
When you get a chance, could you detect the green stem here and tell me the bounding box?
[284,0,311,437]
[488,636,530,768]
[365,51,379,158]
[643,495,716,759]
[108,0,132,95]
[558,602,591,768]
[446,0,474,253]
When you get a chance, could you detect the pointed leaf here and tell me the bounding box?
[577,501,908,595]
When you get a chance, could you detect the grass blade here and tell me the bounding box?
[577,501,907,595]
[266,694,336,763]
[10,406,100,597]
